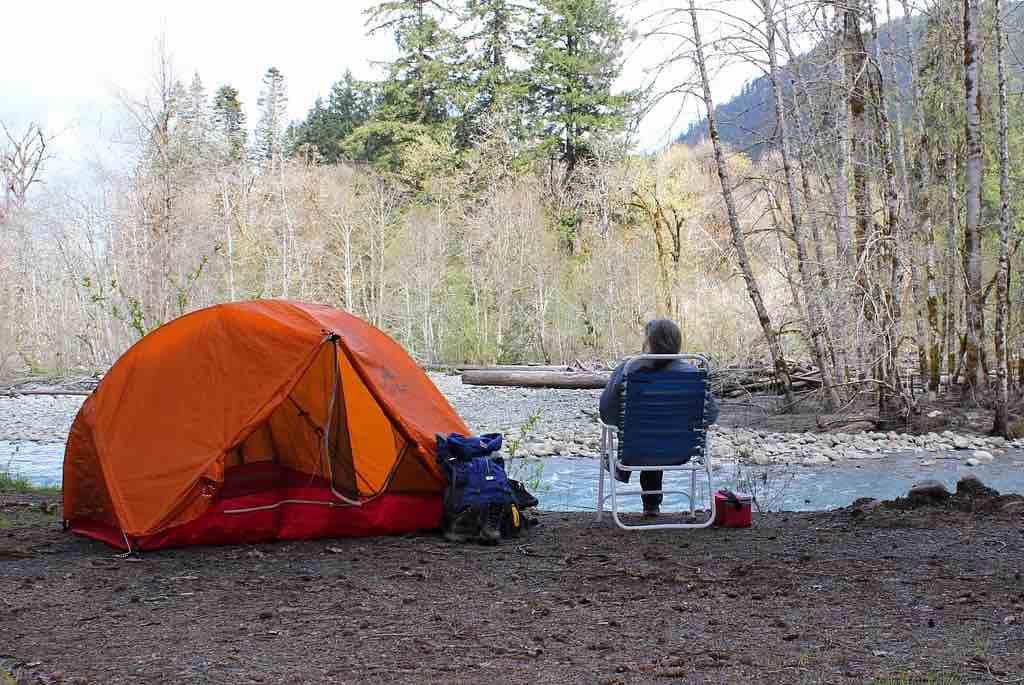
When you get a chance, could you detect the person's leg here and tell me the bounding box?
[640,470,663,513]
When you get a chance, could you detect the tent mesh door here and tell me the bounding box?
[328,339,358,498]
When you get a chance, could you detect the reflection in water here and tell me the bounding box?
[5,441,1024,512]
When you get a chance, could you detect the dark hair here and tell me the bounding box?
[643,319,682,360]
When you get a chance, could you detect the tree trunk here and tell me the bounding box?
[762,0,840,411]
[868,5,905,417]
[688,0,796,409]
[462,369,609,389]
[830,7,854,384]
[776,8,840,385]
[886,0,929,398]
[897,0,941,399]
[944,137,959,381]
[962,0,984,404]
[846,4,872,382]
[992,0,1011,435]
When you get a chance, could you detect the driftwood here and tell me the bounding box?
[454,364,577,373]
[2,390,92,397]
[712,364,822,397]
[461,369,609,389]
[460,362,828,394]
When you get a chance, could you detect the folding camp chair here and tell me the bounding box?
[596,354,716,530]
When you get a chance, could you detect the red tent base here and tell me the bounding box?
[69,462,443,550]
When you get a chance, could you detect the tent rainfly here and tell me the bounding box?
[63,300,468,550]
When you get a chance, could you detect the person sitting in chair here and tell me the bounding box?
[599,318,720,518]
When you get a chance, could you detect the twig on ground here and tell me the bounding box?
[986,664,1024,683]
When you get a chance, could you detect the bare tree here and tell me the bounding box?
[866,2,906,417]
[688,0,796,408]
[1,121,53,224]
[962,0,984,404]
[845,1,874,381]
[942,135,959,378]
[992,0,1011,435]
[761,0,839,410]
[829,5,855,385]
[883,0,929,397]
[896,0,942,399]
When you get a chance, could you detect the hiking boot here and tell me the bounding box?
[478,504,503,545]
[444,509,479,544]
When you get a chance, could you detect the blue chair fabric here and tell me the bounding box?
[618,368,707,467]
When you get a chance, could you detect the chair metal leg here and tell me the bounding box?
[606,455,717,531]
[597,425,719,531]
[690,468,697,517]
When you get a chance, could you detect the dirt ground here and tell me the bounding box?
[2,487,1023,685]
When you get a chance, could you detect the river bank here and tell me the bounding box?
[7,372,1024,513]
[3,373,1024,470]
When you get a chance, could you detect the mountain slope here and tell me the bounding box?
[677,13,919,157]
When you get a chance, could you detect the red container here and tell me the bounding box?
[713,490,752,527]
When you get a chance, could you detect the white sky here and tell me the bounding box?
[0,0,772,181]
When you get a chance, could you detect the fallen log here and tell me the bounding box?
[460,364,826,393]
[461,369,609,389]
[455,364,575,373]
[2,390,92,397]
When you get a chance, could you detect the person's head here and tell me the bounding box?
[642,318,682,355]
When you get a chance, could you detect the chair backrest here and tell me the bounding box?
[618,356,708,467]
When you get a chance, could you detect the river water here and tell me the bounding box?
[518,453,1024,512]
[5,440,1024,512]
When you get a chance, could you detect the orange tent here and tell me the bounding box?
[63,300,469,550]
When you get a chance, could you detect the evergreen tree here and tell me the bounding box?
[291,71,374,163]
[181,71,210,156]
[292,97,331,162]
[329,71,375,132]
[212,85,247,162]
[346,1,463,168]
[460,0,532,144]
[255,66,288,164]
[526,0,634,179]
[366,0,462,124]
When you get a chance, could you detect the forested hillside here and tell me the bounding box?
[3,0,1024,432]
[679,5,1024,157]
[678,11,922,156]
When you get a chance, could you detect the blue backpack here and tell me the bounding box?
[435,433,515,513]
[436,433,533,543]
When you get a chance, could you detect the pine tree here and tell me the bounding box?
[255,67,288,164]
[212,85,247,162]
[526,0,634,180]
